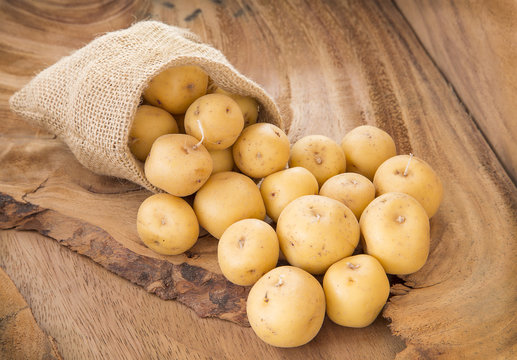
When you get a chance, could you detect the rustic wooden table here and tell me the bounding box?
[1,1,516,359]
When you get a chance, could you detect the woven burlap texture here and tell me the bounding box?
[9,21,284,192]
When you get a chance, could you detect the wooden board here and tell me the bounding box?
[0,267,62,360]
[395,0,517,183]
[1,0,516,358]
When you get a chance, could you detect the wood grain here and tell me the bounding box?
[1,0,516,359]
[0,230,403,359]
[0,267,62,360]
[0,193,250,325]
[395,0,517,184]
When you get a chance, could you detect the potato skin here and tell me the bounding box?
[233,123,290,178]
[360,192,430,275]
[323,254,390,328]
[144,134,213,196]
[193,171,266,239]
[137,194,199,255]
[319,172,375,219]
[260,167,319,222]
[373,155,443,217]
[129,105,178,161]
[276,195,359,275]
[217,219,279,286]
[341,125,396,180]
[175,113,186,134]
[208,148,234,174]
[289,135,346,187]
[143,65,208,114]
[184,93,244,150]
[246,266,326,348]
[214,88,259,127]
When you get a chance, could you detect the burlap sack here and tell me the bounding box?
[9,21,284,192]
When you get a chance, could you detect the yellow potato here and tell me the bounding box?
[214,87,259,127]
[260,167,319,222]
[341,125,397,180]
[323,254,390,328]
[193,171,266,239]
[184,93,244,150]
[209,148,234,174]
[319,172,375,219]
[373,154,443,217]
[289,135,346,187]
[360,192,430,275]
[246,266,326,348]
[129,105,179,161]
[144,134,212,196]
[217,219,279,286]
[137,193,199,255]
[276,195,359,275]
[143,65,208,114]
[175,113,186,134]
[233,123,290,178]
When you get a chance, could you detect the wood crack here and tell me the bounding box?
[0,305,30,324]
[21,177,49,203]
[392,0,516,187]
[0,192,250,326]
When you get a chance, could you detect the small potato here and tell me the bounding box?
[193,171,266,239]
[341,125,397,180]
[129,105,179,161]
[209,148,234,174]
[319,172,375,219]
[175,113,186,134]
[289,135,346,187]
[218,219,279,286]
[360,192,430,275]
[276,195,359,275]
[143,65,208,114]
[246,266,326,348]
[233,123,290,178]
[323,254,390,328]
[260,167,319,222]
[184,93,244,150]
[137,193,199,255]
[373,154,443,217]
[214,87,259,127]
[144,134,212,196]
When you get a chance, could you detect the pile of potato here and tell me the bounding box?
[131,65,443,348]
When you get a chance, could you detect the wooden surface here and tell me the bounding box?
[0,0,516,359]
[0,267,62,359]
[396,0,517,183]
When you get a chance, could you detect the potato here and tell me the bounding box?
[209,148,234,174]
[319,172,375,219]
[341,125,397,180]
[246,266,325,347]
[214,87,259,127]
[143,65,208,114]
[260,167,319,222]
[175,113,186,134]
[144,134,212,196]
[137,194,199,255]
[276,195,359,275]
[360,192,430,275]
[217,219,279,286]
[129,105,179,161]
[184,93,244,150]
[233,123,290,178]
[323,254,390,328]
[193,171,266,239]
[289,135,346,187]
[373,154,443,217]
